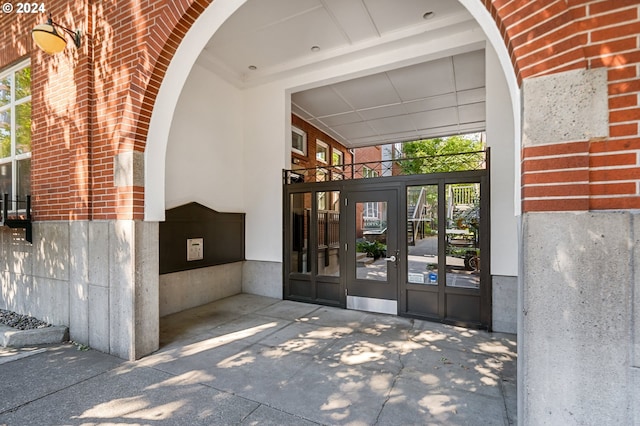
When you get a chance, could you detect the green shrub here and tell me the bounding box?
[356,240,387,259]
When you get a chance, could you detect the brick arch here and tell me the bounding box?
[132,0,212,153]
[482,0,588,84]
[121,0,213,220]
[138,0,639,218]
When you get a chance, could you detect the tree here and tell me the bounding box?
[399,134,484,174]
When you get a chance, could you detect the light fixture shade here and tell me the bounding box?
[32,23,67,54]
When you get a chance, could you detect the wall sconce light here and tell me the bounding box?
[32,14,81,55]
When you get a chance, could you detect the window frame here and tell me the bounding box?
[331,149,344,169]
[291,126,307,156]
[316,139,329,164]
[0,59,31,211]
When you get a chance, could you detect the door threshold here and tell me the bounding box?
[347,295,397,315]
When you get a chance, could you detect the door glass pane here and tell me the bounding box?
[355,201,387,281]
[407,185,438,285]
[290,192,311,274]
[317,191,340,276]
[445,183,480,289]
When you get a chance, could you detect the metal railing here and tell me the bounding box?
[284,150,487,184]
[1,193,32,243]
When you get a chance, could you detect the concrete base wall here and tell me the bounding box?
[522,211,637,425]
[492,275,517,334]
[159,262,243,317]
[242,260,283,299]
[0,221,159,361]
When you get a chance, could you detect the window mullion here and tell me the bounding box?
[10,68,16,208]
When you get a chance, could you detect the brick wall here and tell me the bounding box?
[486,0,640,211]
[1,1,638,220]
[291,114,353,175]
[0,0,210,221]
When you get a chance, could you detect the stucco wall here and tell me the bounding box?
[165,63,245,212]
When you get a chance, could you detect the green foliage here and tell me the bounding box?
[356,240,387,259]
[399,135,484,174]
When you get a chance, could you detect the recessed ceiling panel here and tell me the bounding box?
[321,0,379,43]
[358,104,407,120]
[292,86,353,117]
[453,50,486,91]
[363,0,467,35]
[387,58,455,101]
[317,112,363,127]
[332,121,378,139]
[333,73,401,110]
[458,103,486,124]
[253,7,347,66]
[410,107,459,130]
[369,115,417,135]
[457,88,486,105]
[212,0,323,40]
[403,93,457,113]
[291,103,313,120]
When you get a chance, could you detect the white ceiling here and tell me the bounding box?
[198,0,486,148]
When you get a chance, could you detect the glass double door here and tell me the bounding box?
[402,181,487,328]
[285,187,399,312]
[284,177,489,329]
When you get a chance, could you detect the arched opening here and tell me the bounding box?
[149,0,520,363]
[145,0,521,421]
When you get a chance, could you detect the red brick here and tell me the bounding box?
[590,196,640,209]
[522,155,589,172]
[589,152,637,167]
[610,108,640,123]
[590,182,636,196]
[522,198,589,212]
[522,169,589,185]
[590,167,640,182]
[609,123,638,137]
[609,94,638,110]
[522,183,589,198]
[523,141,589,158]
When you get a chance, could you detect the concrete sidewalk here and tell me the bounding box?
[0,294,517,425]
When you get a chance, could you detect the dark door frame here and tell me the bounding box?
[283,167,491,329]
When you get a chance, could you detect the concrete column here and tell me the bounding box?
[522,212,635,424]
[109,220,159,360]
[518,67,639,424]
[134,221,159,359]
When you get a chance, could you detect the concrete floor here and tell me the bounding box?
[0,294,517,425]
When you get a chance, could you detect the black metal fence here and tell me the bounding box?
[284,150,487,184]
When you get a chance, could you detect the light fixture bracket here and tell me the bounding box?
[32,13,81,54]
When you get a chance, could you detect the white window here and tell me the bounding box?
[316,167,328,182]
[316,139,329,163]
[332,149,343,168]
[0,60,31,209]
[363,202,380,219]
[362,166,379,178]
[292,126,307,155]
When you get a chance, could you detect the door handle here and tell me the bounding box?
[385,250,400,266]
